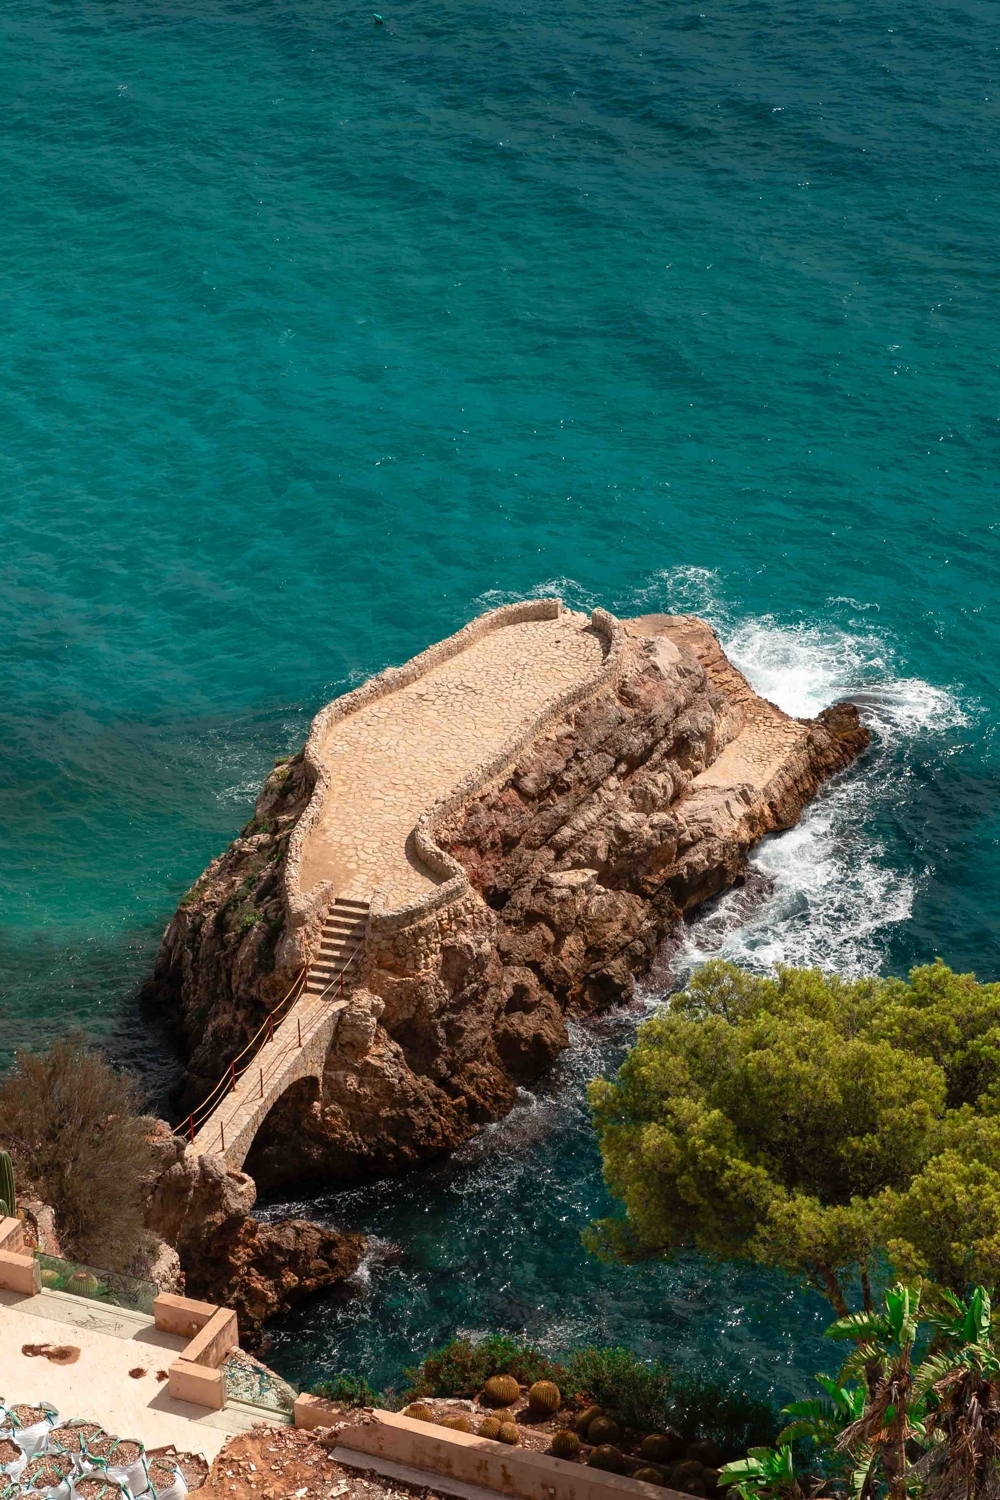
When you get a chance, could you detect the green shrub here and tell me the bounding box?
[0,1036,155,1275]
[311,1372,382,1408]
[665,1376,780,1461]
[567,1347,669,1431]
[405,1334,569,1400]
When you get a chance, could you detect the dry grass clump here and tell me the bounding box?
[0,1035,156,1273]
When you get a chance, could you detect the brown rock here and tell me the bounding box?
[143,612,869,1198]
[145,1146,363,1338]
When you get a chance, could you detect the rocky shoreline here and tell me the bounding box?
[138,609,869,1333]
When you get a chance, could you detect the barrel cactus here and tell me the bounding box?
[588,1445,627,1474]
[0,1151,15,1219]
[550,1430,581,1460]
[527,1380,561,1416]
[633,1468,667,1487]
[403,1404,434,1423]
[686,1441,724,1468]
[587,1416,621,1448]
[497,1423,520,1446]
[641,1435,682,1465]
[482,1375,520,1408]
[438,1415,472,1433]
[574,1406,603,1437]
[673,1460,706,1490]
[478,1418,502,1440]
[65,1271,101,1299]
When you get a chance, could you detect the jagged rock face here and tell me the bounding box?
[237,616,869,1189]
[144,1137,364,1339]
[142,754,317,1113]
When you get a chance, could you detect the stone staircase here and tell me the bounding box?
[304,896,369,998]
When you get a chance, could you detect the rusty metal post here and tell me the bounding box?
[187,1113,194,1143]
[297,1017,302,1047]
[230,1060,236,1092]
[220,1120,225,1152]
[268,1013,274,1042]
[260,1067,264,1098]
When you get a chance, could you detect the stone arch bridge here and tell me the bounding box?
[183,600,620,1171]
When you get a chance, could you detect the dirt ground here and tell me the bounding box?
[195,1425,445,1500]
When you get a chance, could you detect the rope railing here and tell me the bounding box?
[174,941,364,1147]
[207,941,364,1153]
[174,965,307,1140]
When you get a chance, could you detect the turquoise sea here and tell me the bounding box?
[3,0,999,1403]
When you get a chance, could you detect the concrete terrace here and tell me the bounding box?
[299,609,605,906]
[0,1289,266,1462]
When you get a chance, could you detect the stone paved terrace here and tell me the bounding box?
[0,1289,268,1462]
[299,609,606,906]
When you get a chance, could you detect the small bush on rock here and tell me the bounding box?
[312,1373,382,1409]
[0,1036,155,1274]
[405,1334,568,1399]
[666,1377,779,1461]
[567,1347,670,1432]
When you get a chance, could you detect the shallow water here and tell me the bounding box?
[3,0,999,1404]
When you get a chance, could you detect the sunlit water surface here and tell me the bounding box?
[2,0,998,1402]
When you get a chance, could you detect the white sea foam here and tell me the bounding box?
[628,567,970,981]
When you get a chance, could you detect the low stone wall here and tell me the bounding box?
[294,1401,686,1500]
[282,599,564,966]
[157,1291,240,1411]
[366,606,628,938]
[0,1215,39,1295]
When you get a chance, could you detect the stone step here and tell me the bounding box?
[332,899,370,914]
[309,952,361,977]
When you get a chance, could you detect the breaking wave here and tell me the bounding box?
[640,568,971,980]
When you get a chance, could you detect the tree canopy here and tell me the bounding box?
[587,960,1000,1314]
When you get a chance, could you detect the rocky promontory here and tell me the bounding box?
[142,608,869,1223]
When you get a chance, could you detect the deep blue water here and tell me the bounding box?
[2,0,999,1404]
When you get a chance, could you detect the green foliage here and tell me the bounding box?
[0,1036,155,1274]
[588,959,1000,1314]
[311,1373,382,1408]
[404,1334,567,1400]
[721,1283,1000,1500]
[565,1347,669,1431]
[721,1444,802,1500]
[775,1373,865,1450]
[665,1376,781,1460]
[0,1149,15,1218]
[238,905,263,933]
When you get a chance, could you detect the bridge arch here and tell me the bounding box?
[190,996,344,1172]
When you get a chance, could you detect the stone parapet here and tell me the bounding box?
[282,599,565,965]
[293,1402,687,1500]
[367,606,627,937]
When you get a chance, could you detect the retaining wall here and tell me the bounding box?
[294,1401,688,1500]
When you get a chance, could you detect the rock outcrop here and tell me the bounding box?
[143,611,870,1197]
[144,1128,364,1338]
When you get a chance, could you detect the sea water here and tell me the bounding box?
[2,0,998,1402]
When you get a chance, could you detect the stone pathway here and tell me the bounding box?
[299,611,605,905]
